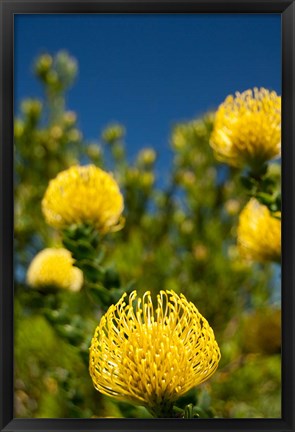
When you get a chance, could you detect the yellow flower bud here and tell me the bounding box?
[137,148,156,166]
[68,129,82,142]
[35,54,53,76]
[102,124,125,143]
[21,100,42,119]
[14,120,24,139]
[50,126,63,140]
[86,144,102,160]
[225,199,240,216]
[63,111,77,127]
[193,244,208,262]
[141,172,155,188]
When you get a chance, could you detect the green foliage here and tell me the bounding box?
[61,223,134,308]
[212,354,281,418]
[241,162,281,215]
[14,314,89,417]
[14,51,281,419]
[15,51,85,280]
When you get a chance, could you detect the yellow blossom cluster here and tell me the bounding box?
[42,165,124,234]
[27,248,83,292]
[89,290,220,417]
[237,199,281,263]
[210,88,281,169]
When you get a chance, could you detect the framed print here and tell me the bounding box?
[0,1,294,431]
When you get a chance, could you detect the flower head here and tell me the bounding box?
[137,148,156,166]
[210,88,281,169]
[42,165,124,233]
[89,290,220,417]
[237,199,281,263]
[27,248,83,292]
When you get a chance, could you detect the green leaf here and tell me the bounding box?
[62,236,79,254]
[172,405,184,418]
[78,259,105,283]
[184,404,194,419]
[193,406,209,418]
[198,389,211,410]
[75,239,97,257]
[240,175,256,191]
[255,192,275,206]
[275,193,281,210]
[86,282,112,306]
[104,267,121,289]
[109,281,136,303]
[249,163,268,179]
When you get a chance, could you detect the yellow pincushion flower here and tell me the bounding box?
[237,199,281,263]
[89,290,220,417]
[42,165,124,233]
[210,88,281,169]
[27,248,83,292]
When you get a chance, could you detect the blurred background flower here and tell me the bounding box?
[27,248,83,292]
[42,165,124,234]
[237,199,281,263]
[210,88,281,171]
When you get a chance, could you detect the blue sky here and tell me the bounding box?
[14,14,281,163]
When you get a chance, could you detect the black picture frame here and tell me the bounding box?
[0,1,294,431]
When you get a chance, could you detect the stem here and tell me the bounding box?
[147,402,175,418]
